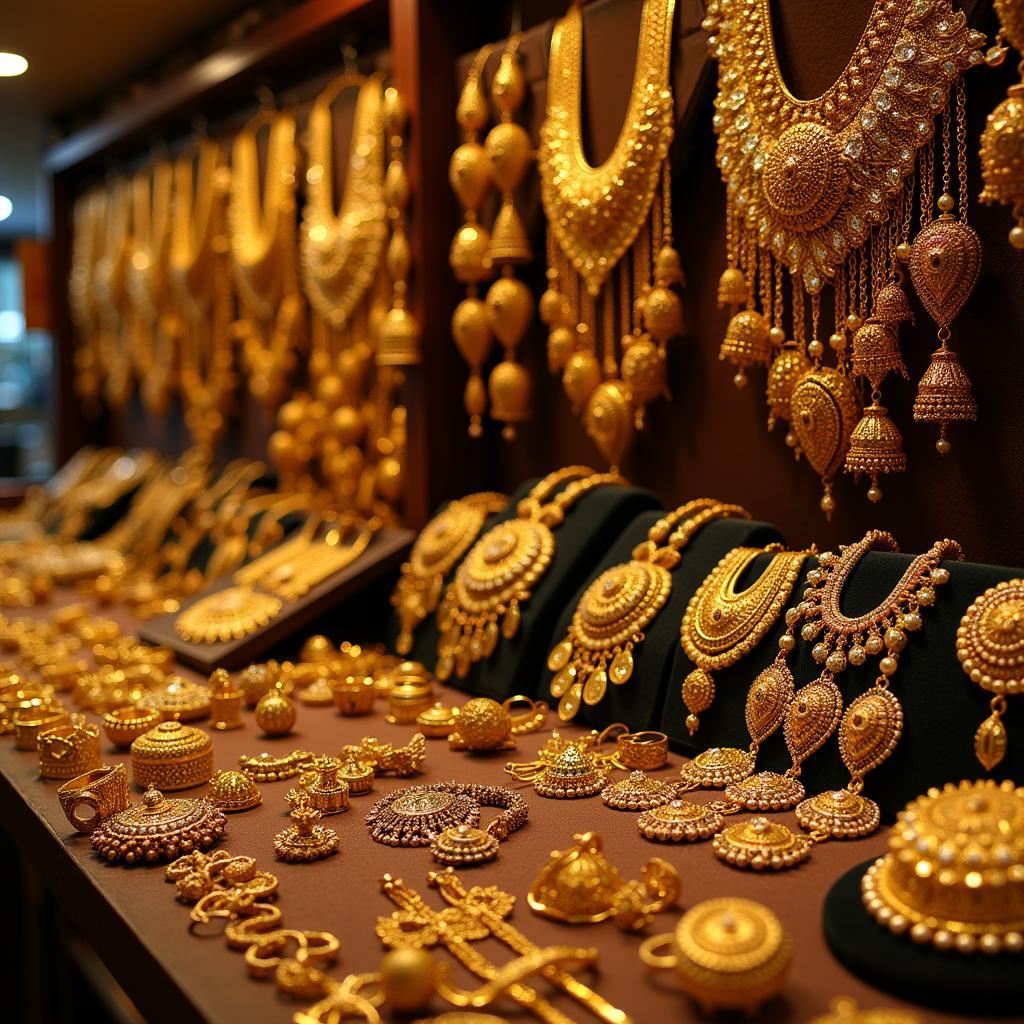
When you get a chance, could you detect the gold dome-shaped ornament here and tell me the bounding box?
[980,78,1024,248]
[720,309,771,388]
[533,745,608,799]
[487,197,532,266]
[583,380,635,472]
[546,325,576,373]
[873,280,915,327]
[765,341,810,432]
[601,771,678,811]
[488,359,531,441]
[808,996,922,1024]
[255,682,296,737]
[620,334,667,430]
[844,401,907,503]
[637,799,725,843]
[912,345,977,454]
[207,769,262,812]
[640,897,792,1015]
[861,779,1024,954]
[447,697,514,752]
[451,298,493,437]
[430,823,500,867]
[274,795,339,863]
[789,366,860,519]
[712,816,815,871]
[238,661,278,707]
[717,266,748,307]
[528,831,681,929]
[850,320,907,391]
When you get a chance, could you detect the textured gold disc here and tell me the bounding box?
[679,747,754,790]
[724,771,805,812]
[712,816,813,871]
[794,788,880,839]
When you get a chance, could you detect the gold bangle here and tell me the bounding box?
[617,731,669,771]
[58,763,131,833]
[13,705,69,751]
[103,706,161,748]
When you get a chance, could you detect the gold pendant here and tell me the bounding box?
[174,585,282,644]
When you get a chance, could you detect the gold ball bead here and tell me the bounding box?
[846,313,863,331]
[331,405,365,446]
[1010,225,1024,250]
[937,193,955,212]
[255,684,296,737]
[895,241,912,261]
[768,326,786,347]
[456,697,512,749]
[807,339,824,359]
[379,948,437,1013]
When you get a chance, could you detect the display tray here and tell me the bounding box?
[139,526,414,671]
[0,593,991,1024]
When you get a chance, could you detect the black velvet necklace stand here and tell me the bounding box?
[824,860,1024,1017]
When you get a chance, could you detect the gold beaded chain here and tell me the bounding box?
[547,499,750,722]
[436,467,628,680]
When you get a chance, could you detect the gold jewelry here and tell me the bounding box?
[416,702,459,738]
[638,799,724,843]
[712,816,814,871]
[93,177,133,408]
[601,770,676,811]
[238,749,315,783]
[345,733,426,777]
[102,705,161,748]
[334,675,376,715]
[528,831,680,930]
[809,997,921,1024]
[298,677,335,707]
[255,682,296,737]
[92,784,226,863]
[38,715,102,780]
[207,769,262,812]
[540,0,681,465]
[956,578,1024,770]
[431,825,500,867]
[980,1,1024,249]
[616,730,669,771]
[13,705,69,751]
[69,190,104,411]
[392,492,507,653]
[208,667,244,729]
[228,107,304,407]
[505,723,628,782]
[366,782,528,848]
[549,500,749,721]
[448,697,514,751]
[338,753,375,795]
[274,795,339,863]
[640,897,792,1015]
[505,695,548,736]
[861,779,1024,954]
[438,467,627,680]
[705,0,983,513]
[175,584,282,643]
[387,677,434,723]
[680,544,807,733]
[57,763,131,833]
[238,661,279,707]
[137,675,212,721]
[288,757,350,815]
[131,720,214,791]
[533,745,607,800]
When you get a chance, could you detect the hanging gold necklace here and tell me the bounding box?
[436,466,627,680]
[679,543,810,735]
[705,0,984,515]
[228,108,304,407]
[126,159,175,417]
[539,0,683,469]
[391,491,508,655]
[93,177,133,409]
[547,500,749,722]
[69,189,105,412]
[169,139,236,447]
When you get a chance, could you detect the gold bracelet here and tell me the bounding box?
[617,731,669,771]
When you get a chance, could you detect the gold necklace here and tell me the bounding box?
[391,491,508,655]
[228,108,304,407]
[436,466,627,680]
[547,500,749,722]
[126,159,175,416]
[93,177,133,408]
[539,0,682,469]
[705,0,984,514]
[679,543,809,735]
[69,189,104,412]
[169,139,236,446]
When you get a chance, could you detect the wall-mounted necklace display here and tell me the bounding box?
[68,188,105,414]
[169,139,236,447]
[547,500,749,723]
[228,105,304,408]
[93,177,133,409]
[450,36,535,440]
[539,0,683,470]
[980,0,1024,248]
[126,160,176,417]
[704,0,984,515]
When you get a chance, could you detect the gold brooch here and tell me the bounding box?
[238,748,315,782]
[91,785,226,863]
[533,745,607,799]
[712,817,814,871]
[861,779,1024,954]
[640,897,792,1015]
[447,697,514,751]
[528,831,680,929]
[274,796,339,862]
[130,720,214,791]
[601,770,677,811]
[207,769,262,812]
[638,799,724,843]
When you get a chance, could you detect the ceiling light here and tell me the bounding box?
[0,53,28,77]
[0,196,11,222]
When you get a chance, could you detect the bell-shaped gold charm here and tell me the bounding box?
[547,326,576,373]
[654,245,685,287]
[851,319,907,391]
[487,198,533,265]
[717,266,747,307]
[448,222,492,283]
[979,84,1024,248]
[720,309,770,387]
[377,305,422,366]
[912,345,977,454]
[583,380,635,471]
[844,401,907,502]
[620,335,667,429]
[562,349,603,411]
[765,341,810,430]
[873,280,915,326]
[488,360,531,440]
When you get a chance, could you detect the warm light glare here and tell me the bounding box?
[0,196,12,222]
[0,53,28,77]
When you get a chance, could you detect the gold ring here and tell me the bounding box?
[13,705,69,751]
[57,763,131,833]
[503,696,549,736]
[616,731,669,771]
[103,705,161,748]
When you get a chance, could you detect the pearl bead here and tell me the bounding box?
[879,656,897,676]
[808,339,824,358]
[895,241,912,261]
[769,326,786,346]
[848,646,867,666]
[930,567,949,585]
[779,634,796,652]
[846,313,863,331]
[910,923,932,943]
[917,587,935,606]
[884,627,906,652]
[902,612,922,631]
[733,370,748,389]
[865,635,884,655]
[829,332,846,351]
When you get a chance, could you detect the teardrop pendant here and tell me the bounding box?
[550,663,577,698]
[558,681,583,721]
[547,638,574,672]
[609,647,634,685]
[582,667,608,706]
[502,600,521,639]
[975,710,1008,771]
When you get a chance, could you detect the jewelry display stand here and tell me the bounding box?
[141,526,414,671]
[544,512,784,731]
[660,552,1023,815]
[823,860,1024,1016]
